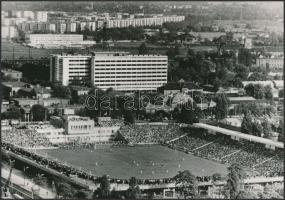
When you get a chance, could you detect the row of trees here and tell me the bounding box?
[241,112,278,138]
[244,83,274,100]
[168,49,250,90]
[2,104,47,121]
[233,102,277,117]
[81,26,146,42]
[91,163,273,199]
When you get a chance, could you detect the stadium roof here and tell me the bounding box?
[194,123,284,149]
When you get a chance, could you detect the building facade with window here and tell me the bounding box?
[50,52,168,92]
[91,52,168,92]
[50,54,91,86]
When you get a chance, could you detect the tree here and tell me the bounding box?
[138,42,148,55]
[3,106,21,119]
[215,93,228,120]
[253,84,265,99]
[56,182,75,199]
[248,72,268,81]
[93,175,110,199]
[236,190,258,199]
[279,89,284,98]
[166,46,179,59]
[264,85,273,101]
[123,110,135,125]
[173,170,198,199]
[262,119,273,139]
[74,189,89,199]
[20,61,50,82]
[241,112,253,134]
[126,177,141,199]
[238,48,254,67]
[226,163,246,199]
[235,64,249,80]
[177,101,200,124]
[52,84,71,99]
[244,83,255,97]
[31,104,47,121]
[252,120,263,137]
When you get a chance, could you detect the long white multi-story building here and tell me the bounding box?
[91,52,168,91]
[50,52,168,92]
[25,34,95,48]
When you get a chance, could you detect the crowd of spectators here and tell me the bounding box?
[169,128,284,178]
[1,128,51,148]
[1,120,283,184]
[120,124,184,144]
[254,150,284,177]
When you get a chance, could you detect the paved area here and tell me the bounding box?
[1,167,57,199]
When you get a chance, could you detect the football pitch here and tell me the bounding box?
[38,145,228,179]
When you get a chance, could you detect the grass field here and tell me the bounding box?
[38,145,228,179]
[1,40,218,60]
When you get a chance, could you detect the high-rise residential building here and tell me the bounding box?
[36,22,46,31]
[80,22,87,31]
[35,11,48,22]
[57,23,67,33]
[11,10,22,18]
[47,23,56,32]
[50,52,168,92]
[23,11,35,19]
[50,54,91,86]
[1,26,9,39]
[2,26,18,39]
[67,22,77,32]
[87,21,96,31]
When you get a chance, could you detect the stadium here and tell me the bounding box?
[2,122,283,188]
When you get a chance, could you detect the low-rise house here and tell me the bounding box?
[11,97,70,108]
[158,82,203,96]
[1,69,22,81]
[216,87,245,96]
[47,104,85,116]
[145,103,173,114]
[228,96,257,105]
[18,84,52,99]
[158,82,181,95]
[2,81,32,97]
[242,81,274,88]
[70,85,90,96]
[1,100,10,113]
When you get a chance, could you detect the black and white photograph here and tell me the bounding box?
[0,1,284,199]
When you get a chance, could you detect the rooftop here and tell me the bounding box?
[1,69,22,73]
[228,96,256,103]
[2,81,30,88]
